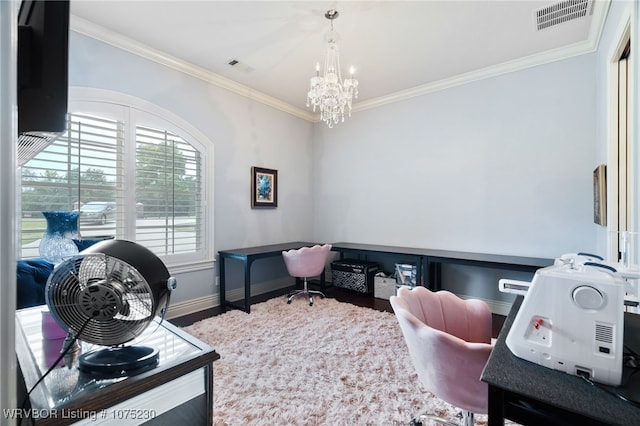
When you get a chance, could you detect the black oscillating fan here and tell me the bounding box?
[45,239,177,377]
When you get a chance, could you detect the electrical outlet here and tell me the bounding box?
[524,316,552,347]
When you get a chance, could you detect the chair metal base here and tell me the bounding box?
[287,277,325,306]
[410,410,474,426]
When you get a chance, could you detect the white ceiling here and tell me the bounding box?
[70,0,610,119]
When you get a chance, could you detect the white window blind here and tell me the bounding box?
[21,113,124,259]
[135,125,203,256]
[20,111,206,263]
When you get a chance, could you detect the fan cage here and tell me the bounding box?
[45,240,172,347]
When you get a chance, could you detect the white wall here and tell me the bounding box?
[66,2,637,308]
[312,53,598,302]
[593,0,638,259]
[1,0,18,418]
[68,32,316,302]
[313,54,598,258]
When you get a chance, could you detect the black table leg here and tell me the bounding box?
[488,385,505,426]
[243,259,251,313]
[427,261,442,291]
[219,254,227,312]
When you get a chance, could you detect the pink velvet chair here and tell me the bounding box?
[390,286,494,426]
[282,244,332,306]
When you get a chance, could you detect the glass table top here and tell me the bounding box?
[17,306,203,410]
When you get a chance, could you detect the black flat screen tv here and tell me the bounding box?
[17,0,69,135]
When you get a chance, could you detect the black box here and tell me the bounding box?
[331,260,379,294]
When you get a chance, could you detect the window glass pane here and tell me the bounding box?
[19,99,209,266]
[20,113,124,259]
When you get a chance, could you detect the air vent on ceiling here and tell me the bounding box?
[227,59,254,72]
[535,0,590,31]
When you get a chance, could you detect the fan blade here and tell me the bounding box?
[119,300,130,317]
[77,255,107,288]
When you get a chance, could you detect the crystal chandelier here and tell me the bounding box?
[306,10,359,128]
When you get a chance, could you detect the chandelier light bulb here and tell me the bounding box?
[306,9,359,128]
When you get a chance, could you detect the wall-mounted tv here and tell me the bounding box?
[17,0,69,135]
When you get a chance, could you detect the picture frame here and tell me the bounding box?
[593,164,606,226]
[251,166,278,208]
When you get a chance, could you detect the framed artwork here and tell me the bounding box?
[593,164,606,226]
[251,167,278,208]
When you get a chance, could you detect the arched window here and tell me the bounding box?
[20,89,214,270]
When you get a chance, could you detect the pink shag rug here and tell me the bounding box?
[183,296,495,425]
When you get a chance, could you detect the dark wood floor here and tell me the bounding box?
[170,284,506,338]
[169,284,375,327]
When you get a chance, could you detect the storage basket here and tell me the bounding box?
[331,260,379,294]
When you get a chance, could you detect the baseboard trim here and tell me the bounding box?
[166,278,292,319]
[169,279,515,319]
[458,293,513,316]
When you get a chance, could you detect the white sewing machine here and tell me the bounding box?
[500,253,640,386]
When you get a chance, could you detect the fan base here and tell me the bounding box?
[78,346,159,378]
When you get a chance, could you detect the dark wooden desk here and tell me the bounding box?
[218,241,321,313]
[482,297,640,425]
[218,241,551,313]
[331,242,552,290]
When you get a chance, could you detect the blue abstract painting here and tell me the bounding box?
[257,174,272,200]
[252,167,277,208]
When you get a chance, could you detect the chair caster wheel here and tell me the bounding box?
[287,300,291,304]
[409,419,422,426]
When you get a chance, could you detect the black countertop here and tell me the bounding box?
[218,241,319,257]
[482,297,640,425]
[331,242,553,269]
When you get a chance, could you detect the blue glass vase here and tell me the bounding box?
[39,211,80,264]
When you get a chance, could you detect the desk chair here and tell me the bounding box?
[282,244,332,306]
[390,286,493,426]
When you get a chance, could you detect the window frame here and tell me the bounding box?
[64,88,214,272]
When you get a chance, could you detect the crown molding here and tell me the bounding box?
[71,0,609,123]
[70,15,316,122]
[354,0,611,112]
[354,39,598,113]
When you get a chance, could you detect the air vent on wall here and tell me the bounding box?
[535,0,590,31]
[18,132,60,166]
[595,322,613,344]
